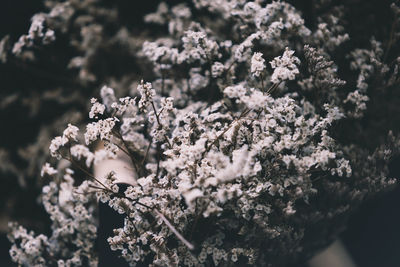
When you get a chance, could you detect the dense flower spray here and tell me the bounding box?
[5,0,400,266]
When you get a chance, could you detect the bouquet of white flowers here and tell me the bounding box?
[4,0,400,266]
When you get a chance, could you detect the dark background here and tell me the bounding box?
[1,1,399,266]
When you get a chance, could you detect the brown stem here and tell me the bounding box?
[66,156,109,190]
[384,19,397,63]
[140,140,152,168]
[151,102,162,126]
[154,209,195,250]
[112,130,140,173]
[267,82,281,95]
[151,101,172,149]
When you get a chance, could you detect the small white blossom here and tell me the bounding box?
[70,144,94,167]
[138,81,156,111]
[211,62,225,78]
[100,86,117,112]
[49,136,68,158]
[251,52,265,77]
[62,123,79,141]
[40,163,57,177]
[89,98,105,119]
[270,47,300,83]
[344,90,369,118]
[84,118,118,145]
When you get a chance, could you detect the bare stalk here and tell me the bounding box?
[154,209,195,250]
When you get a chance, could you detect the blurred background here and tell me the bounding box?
[0,0,399,266]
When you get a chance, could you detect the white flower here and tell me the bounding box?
[111,97,136,116]
[211,62,225,78]
[89,98,105,119]
[344,90,369,118]
[84,118,118,145]
[62,123,79,141]
[251,52,265,77]
[49,136,68,158]
[70,145,94,167]
[182,30,206,44]
[189,71,209,91]
[270,47,300,83]
[138,81,156,111]
[93,149,117,165]
[40,163,57,177]
[182,188,203,208]
[283,201,296,215]
[100,86,117,112]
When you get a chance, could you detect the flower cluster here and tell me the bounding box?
[250,52,266,77]
[49,124,79,159]
[9,169,98,266]
[270,48,300,84]
[12,14,56,56]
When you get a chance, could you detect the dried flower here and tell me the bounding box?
[251,52,265,77]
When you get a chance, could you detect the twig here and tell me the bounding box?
[151,102,162,126]
[154,209,195,250]
[112,130,140,173]
[140,140,152,168]
[151,101,172,149]
[105,139,130,156]
[266,82,280,95]
[66,156,109,190]
[383,19,397,62]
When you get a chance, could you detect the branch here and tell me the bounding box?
[154,209,195,250]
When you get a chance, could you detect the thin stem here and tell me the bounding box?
[157,107,165,118]
[112,130,140,173]
[154,209,195,250]
[140,140,152,168]
[66,156,109,190]
[106,139,130,156]
[256,108,264,120]
[225,60,236,73]
[88,184,107,191]
[151,101,172,149]
[384,19,397,62]
[151,102,162,126]
[164,136,172,149]
[267,82,280,95]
